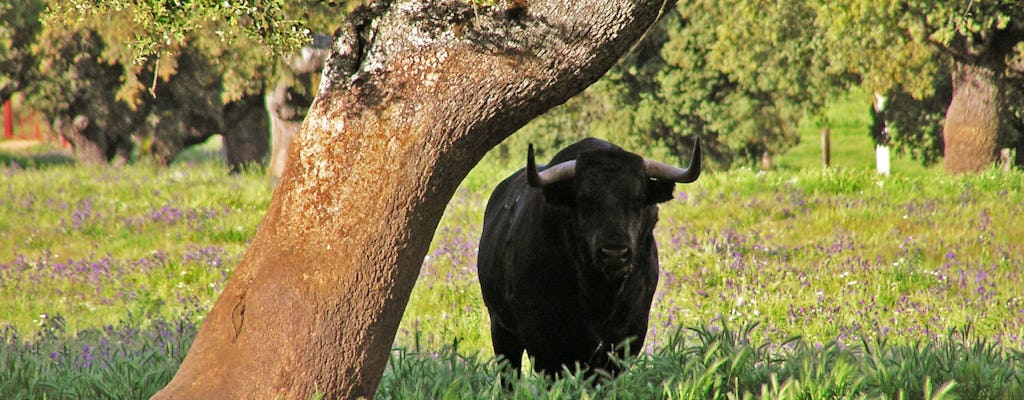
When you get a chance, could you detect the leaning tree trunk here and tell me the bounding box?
[943,61,1001,173]
[153,0,674,398]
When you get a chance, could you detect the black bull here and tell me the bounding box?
[476,138,701,377]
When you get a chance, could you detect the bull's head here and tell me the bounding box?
[526,139,701,281]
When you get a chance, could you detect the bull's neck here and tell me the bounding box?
[577,265,632,317]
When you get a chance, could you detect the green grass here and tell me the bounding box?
[376,323,1024,399]
[2,96,1023,398]
[0,139,270,334]
[398,164,1024,361]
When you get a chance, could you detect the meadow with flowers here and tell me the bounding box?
[2,123,1024,398]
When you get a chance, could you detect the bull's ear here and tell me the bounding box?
[646,179,675,204]
[543,181,576,206]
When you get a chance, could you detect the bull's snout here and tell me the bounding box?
[598,245,632,266]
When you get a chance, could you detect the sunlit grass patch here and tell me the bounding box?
[0,157,269,336]
[650,168,1024,351]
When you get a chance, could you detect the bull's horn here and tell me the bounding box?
[527,144,576,187]
[644,137,701,183]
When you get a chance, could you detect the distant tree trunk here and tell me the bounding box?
[1016,136,1024,167]
[144,47,270,168]
[42,29,138,164]
[152,0,674,398]
[53,114,133,164]
[943,62,1000,173]
[265,84,304,181]
[3,99,12,139]
[820,128,830,168]
[267,36,329,182]
[760,150,772,170]
[222,93,269,172]
[53,115,104,164]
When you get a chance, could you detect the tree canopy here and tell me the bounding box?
[513,1,846,169]
[4,0,360,165]
[816,0,1024,167]
[512,0,1023,170]
[41,0,352,104]
[5,0,1023,170]
[0,0,45,100]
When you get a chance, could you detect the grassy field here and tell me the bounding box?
[2,96,1024,398]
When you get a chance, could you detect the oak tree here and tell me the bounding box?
[14,0,348,167]
[149,0,679,398]
[817,0,1024,172]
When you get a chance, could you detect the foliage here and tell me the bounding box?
[48,0,315,65]
[815,0,1024,165]
[514,3,847,170]
[510,1,1024,169]
[13,0,1024,168]
[34,0,348,107]
[4,1,360,165]
[39,0,357,103]
[0,0,44,100]
[872,75,951,165]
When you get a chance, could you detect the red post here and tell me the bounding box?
[3,99,12,139]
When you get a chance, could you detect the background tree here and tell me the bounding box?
[0,0,44,102]
[25,19,271,166]
[510,1,848,170]
[266,34,332,182]
[868,65,951,166]
[12,0,351,168]
[816,0,1024,172]
[512,1,1024,173]
[31,27,139,163]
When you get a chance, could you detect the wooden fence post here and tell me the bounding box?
[821,128,831,167]
[1000,148,1014,172]
[3,99,12,139]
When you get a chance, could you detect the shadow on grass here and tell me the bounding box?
[0,141,76,169]
[2,319,1022,399]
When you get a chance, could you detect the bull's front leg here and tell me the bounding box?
[489,319,525,376]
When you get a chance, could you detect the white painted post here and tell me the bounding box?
[874,93,890,175]
[876,145,890,176]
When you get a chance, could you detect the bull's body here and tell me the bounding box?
[477,138,699,377]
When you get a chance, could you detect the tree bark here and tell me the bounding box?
[943,61,1001,173]
[153,0,673,398]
